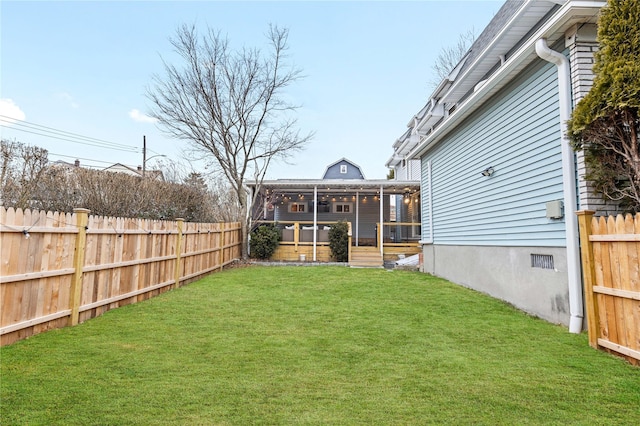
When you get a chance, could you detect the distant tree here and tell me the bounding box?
[386,168,395,180]
[0,147,218,223]
[567,0,640,212]
[147,24,313,259]
[0,139,49,209]
[429,29,476,88]
[184,172,207,191]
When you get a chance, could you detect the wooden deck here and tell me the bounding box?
[254,220,421,266]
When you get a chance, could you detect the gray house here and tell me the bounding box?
[389,0,613,331]
[250,158,420,266]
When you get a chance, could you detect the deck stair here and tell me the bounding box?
[349,246,383,268]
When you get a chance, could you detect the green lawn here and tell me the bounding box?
[1,266,638,425]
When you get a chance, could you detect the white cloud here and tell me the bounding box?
[129,109,157,124]
[57,92,79,109]
[0,98,26,125]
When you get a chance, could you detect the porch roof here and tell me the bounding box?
[252,179,420,194]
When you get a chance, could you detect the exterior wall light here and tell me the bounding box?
[481,166,494,177]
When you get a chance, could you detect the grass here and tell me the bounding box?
[1,266,639,425]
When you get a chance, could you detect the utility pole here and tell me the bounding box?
[142,135,146,178]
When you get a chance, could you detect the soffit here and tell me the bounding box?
[410,1,604,159]
[254,179,420,194]
[440,1,557,104]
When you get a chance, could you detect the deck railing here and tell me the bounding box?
[253,220,421,262]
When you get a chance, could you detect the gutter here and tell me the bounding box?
[409,1,605,161]
[535,38,583,334]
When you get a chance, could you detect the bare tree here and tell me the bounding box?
[147,24,312,258]
[1,139,49,209]
[429,29,476,88]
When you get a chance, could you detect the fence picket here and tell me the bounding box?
[608,216,629,350]
[578,210,640,365]
[1,207,241,346]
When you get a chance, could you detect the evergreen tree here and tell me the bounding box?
[567,0,640,212]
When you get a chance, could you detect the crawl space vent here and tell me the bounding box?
[531,254,554,270]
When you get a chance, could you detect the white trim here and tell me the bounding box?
[427,160,434,243]
[379,185,384,257]
[313,186,318,261]
[355,191,360,247]
[409,1,606,161]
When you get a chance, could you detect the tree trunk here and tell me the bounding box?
[237,185,250,260]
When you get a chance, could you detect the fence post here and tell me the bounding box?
[348,221,353,263]
[175,218,184,289]
[576,210,599,348]
[69,208,90,326]
[219,222,225,271]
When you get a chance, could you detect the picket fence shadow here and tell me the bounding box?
[0,207,241,346]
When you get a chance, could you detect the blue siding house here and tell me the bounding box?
[390,0,611,331]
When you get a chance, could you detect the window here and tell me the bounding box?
[333,202,353,213]
[340,164,348,174]
[288,202,306,213]
[311,201,331,213]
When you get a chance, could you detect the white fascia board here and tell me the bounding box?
[385,155,401,168]
[408,0,604,160]
[440,0,553,104]
[414,103,445,135]
[257,179,419,190]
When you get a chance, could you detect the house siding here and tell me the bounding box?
[421,58,566,247]
[274,196,387,241]
[394,159,421,181]
[419,56,577,326]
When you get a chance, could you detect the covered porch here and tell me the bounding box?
[250,179,421,267]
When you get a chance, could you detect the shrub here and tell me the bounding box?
[328,221,349,262]
[567,0,640,212]
[250,225,280,259]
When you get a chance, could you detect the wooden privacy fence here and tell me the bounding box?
[577,211,640,365]
[0,207,241,346]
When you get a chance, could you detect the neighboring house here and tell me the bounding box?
[392,0,613,331]
[385,110,425,181]
[49,159,82,168]
[103,163,164,181]
[249,158,420,266]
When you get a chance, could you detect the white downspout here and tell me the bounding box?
[355,191,360,247]
[313,186,318,262]
[379,185,384,257]
[535,38,583,334]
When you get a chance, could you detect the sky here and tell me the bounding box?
[0,0,502,181]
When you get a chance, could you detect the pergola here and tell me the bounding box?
[249,179,420,262]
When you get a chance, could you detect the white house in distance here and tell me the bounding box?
[389,0,614,332]
[102,163,164,180]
